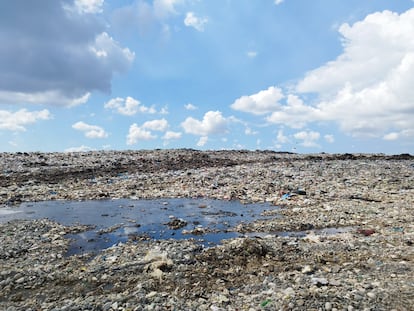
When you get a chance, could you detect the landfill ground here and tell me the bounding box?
[0,149,413,310]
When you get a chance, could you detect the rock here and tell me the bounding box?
[146,291,158,299]
[301,265,314,274]
[328,279,341,286]
[166,218,187,230]
[311,277,329,286]
[15,277,25,284]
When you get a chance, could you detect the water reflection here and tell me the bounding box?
[0,198,276,255]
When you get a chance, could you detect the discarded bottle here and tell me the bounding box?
[261,299,272,307]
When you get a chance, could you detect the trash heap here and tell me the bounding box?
[0,150,413,310]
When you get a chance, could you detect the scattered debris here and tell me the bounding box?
[0,150,413,310]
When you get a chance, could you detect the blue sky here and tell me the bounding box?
[1,0,414,153]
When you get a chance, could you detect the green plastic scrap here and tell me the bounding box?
[261,299,272,307]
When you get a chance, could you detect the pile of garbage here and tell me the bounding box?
[0,150,413,310]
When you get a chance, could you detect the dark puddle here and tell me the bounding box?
[0,198,277,256]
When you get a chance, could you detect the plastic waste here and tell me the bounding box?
[261,299,272,307]
[281,193,291,200]
[357,228,375,236]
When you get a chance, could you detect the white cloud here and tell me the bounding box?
[184,103,197,110]
[324,134,335,143]
[72,121,108,138]
[276,129,289,144]
[93,31,135,62]
[231,86,284,115]
[125,118,170,145]
[104,96,156,116]
[105,97,138,116]
[142,118,169,131]
[111,0,182,38]
[294,8,414,138]
[181,111,229,136]
[247,51,258,58]
[244,9,414,141]
[294,131,320,148]
[154,0,181,19]
[275,0,284,5]
[126,123,156,145]
[64,145,95,152]
[245,127,258,135]
[0,2,134,107]
[383,129,414,141]
[184,12,208,31]
[197,136,208,147]
[383,132,399,141]
[266,94,320,128]
[74,0,104,14]
[297,10,414,95]
[163,131,182,140]
[0,109,51,131]
[0,91,90,107]
[160,106,169,114]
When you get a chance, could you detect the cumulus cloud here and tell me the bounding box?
[294,8,414,138]
[245,127,258,135]
[0,90,91,109]
[142,118,169,131]
[73,0,104,14]
[72,121,108,138]
[266,94,320,128]
[0,109,51,131]
[181,111,229,136]
[184,12,208,31]
[184,103,197,110]
[159,106,169,115]
[163,130,182,140]
[104,97,156,115]
[231,86,284,115]
[64,145,95,152]
[154,0,181,19]
[239,8,414,142]
[383,132,399,141]
[324,134,335,143]
[0,1,134,107]
[197,136,208,147]
[294,131,320,148]
[276,129,289,144]
[111,0,182,37]
[126,123,157,145]
[383,129,414,141]
[125,118,170,145]
[247,51,258,58]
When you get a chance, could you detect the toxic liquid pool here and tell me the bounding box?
[0,198,277,255]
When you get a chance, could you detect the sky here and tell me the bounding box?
[1,0,414,154]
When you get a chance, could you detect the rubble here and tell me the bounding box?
[0,149,413,310]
